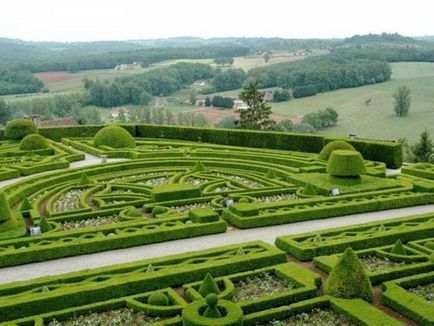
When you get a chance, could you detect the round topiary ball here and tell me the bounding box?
[5,119,38,140]
[319,140,356,161]
[327,150,366,177]
[19,134,50,151]
[126,209,142,218]
[148,292,169,306]
[93,125,135,148]
[238,197,249,204]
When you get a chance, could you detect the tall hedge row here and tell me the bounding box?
[0,124,401,167]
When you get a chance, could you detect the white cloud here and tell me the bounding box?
[1,0,433,41]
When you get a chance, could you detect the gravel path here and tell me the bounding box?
[1,203,434,284]
[0,153,127,188]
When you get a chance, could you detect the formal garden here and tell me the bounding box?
[0,120,433,325]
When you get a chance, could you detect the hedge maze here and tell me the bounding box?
[0,124,433,325]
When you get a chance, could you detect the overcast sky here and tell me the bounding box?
[2,0,433,42]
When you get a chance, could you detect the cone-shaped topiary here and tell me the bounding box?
[198,273,220,297]
[327,150,366,177]
[126,209,142,218]
[324,247,374,302]
[319,140,356,161]
[39,217,52,233]
[236,248,245,256]
[93,125,135,148]
[193,161,206,172]
[20,198,33,212]
[5,119,38,140]
[148,292,169,306]
[378,224,386,232]
[203,294,222,318]
[78,173,92,186]
[146,264,155,273]
[19,134,50,151]
[391,239,406,255]
[266,169,277,179]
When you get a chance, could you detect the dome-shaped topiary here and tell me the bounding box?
[324,247,374,302]
[326,150,366,177]
[5,119,38,140]
[126,209,142,218]
[148,292,169,306]
[19,134,49,151]
[152,206,167,217]
[319,140,356,161]
[93,125,135,148]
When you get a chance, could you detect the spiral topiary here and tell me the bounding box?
[19,134,50,151]
[319,140,356,161]
[148,292,169,306]
[5,119,38,140]
[326,150,366,177]
[93,125,135,148]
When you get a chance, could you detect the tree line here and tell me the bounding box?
[0,70,45,96]
[85,63,213,107]
[8,46,249,73]
[248,54,392,95]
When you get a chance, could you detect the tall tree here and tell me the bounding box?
[393,85,411,117]
[238,80,274,130]
[412,129,433,162]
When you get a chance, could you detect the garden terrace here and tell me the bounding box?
[0,132,432,267]
[0,241,401,326]
[0,139,84,181]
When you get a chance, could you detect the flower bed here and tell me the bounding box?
[52,189,85,212]
[62,215,120,231]
[254,194,297,204]
[264,308,356,326]
[232,272,297,303]
[408,283,434,303]
[360,255,410,273]
[47,308,167,326]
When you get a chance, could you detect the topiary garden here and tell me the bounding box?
[0,123,432,325]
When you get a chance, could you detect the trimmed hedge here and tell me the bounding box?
[93,125,135,148]
[326,150,366,177]
[38,124,136,141]
[381,271,434,326]
[19,134,50,150]
[4,119,37,140]
[0,241,287,322]
[275,212,434,260]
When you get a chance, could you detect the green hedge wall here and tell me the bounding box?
[0,124,401,167]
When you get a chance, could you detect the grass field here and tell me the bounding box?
[270,62,434,142]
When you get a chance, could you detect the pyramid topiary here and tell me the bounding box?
[148,292,169,306]
[93,125,135,148]
[78,173,92,186]
[39,217,52,233]
[378,224,386,232]
[146,264,155,273]
[319,140,356,161]
[327,150,366,177]
[193,161,206,172]
[19,134,50,151]
[236,248,245,256]
[203,294,222,318]
[391,239,406,255]
[198,273,220,297]
[20,198,33,212]
[324,247,374,302]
